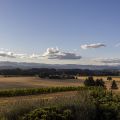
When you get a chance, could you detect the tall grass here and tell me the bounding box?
[1,87,119,120]
[0,89,95,120]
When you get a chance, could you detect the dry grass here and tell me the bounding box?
[0,76,83,89]
[0,91,77,106]
[0,76,120,90]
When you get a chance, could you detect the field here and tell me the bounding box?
[0,76,83,89]
[0,76,120,120]
[0,76,120,90]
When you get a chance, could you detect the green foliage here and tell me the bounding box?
[1,87,120,120]
[84,76,105,87]
[84,76,95,86]
[95,79,105,87]
[22,107,73,120]
[111,80,118,89]
[0,86,87,97]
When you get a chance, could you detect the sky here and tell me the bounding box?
[0,0,120,65]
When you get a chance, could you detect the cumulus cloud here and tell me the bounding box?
[42,48,59,57]
[81,43,106,49]
[42,47,81,60]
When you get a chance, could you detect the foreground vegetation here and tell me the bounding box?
[0,87,120,120]
[0,75,120,120]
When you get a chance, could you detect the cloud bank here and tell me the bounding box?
[42,48,82,60]
[81,43,106,49]
[0,48,82,60]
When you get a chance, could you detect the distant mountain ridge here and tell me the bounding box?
[0,61,120,70]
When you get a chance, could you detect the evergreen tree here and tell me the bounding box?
[111,80,118,89]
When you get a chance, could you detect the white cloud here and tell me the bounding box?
[0,50,27,59]
[0,48,81,60]
[29,54,41,59]
[42,47,59,57]
[81,43,106,49]
[14,53,28,59]
[0,51,15,58]
[42,47,82,60]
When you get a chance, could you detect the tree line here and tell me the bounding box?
[0,68,119,76]
[84,76,118,89]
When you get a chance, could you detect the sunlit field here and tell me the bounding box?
[0,76,120,120]
[0,76,120,90]
[0,76,83,89]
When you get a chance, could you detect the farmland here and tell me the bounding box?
[0,76,120,120]
[0,76,120,90]
[0,76,83,89]
[0,76,120,89]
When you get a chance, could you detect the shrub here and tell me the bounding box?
[22,107,73,120]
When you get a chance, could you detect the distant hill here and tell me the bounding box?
[0,61,119,70]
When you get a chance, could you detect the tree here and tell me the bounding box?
[111,80,118,89]
[84,76,95,86]
[107,76,112,81]
[95,79,105,87]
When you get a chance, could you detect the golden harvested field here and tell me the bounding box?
[0,76,120,90]
[0,76,83,89]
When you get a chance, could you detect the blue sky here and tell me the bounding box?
[0,0,120,65]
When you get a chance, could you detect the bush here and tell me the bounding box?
[22,106,73,120]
